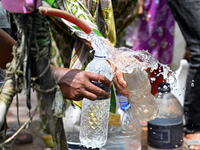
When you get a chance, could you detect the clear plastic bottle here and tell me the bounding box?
[104,94,142,150]
[79,47,113,149]
[148,82,183,150]
[123,68,159,122]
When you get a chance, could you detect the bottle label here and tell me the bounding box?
[92,81,111,100]
[148,119,183,149]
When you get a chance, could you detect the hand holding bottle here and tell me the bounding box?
[108,61,129,97]
[80,34,129,98]
[51,65,112,101]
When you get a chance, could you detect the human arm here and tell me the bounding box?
[0,28,15,69]
[0,29,112,101]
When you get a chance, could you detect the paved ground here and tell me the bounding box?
[1,90,48,150]
[1,90,148,150]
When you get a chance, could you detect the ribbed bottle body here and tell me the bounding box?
[79,55,113,149]
[123,68,158,122]
[80,98,110,148]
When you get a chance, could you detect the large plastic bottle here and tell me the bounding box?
[123,68,159,122]
[79,45,113,149]
[148,82,183,150]
[104,94,142,150]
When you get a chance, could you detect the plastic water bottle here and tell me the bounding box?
[104,94,142,150]
[148,82,183,150]
[79,46,113,149]
[123,68,158,122]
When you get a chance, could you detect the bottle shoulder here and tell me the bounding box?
[154,92,183,118]
[155,92,181,106]
[86,57,113,80]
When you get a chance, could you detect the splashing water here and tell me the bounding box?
[87,31,177,87]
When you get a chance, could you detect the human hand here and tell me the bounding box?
[108,62,129,97]
[79,37,129,97]
[51,65,112,101]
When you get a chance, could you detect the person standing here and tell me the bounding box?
[126,0,175,95]
[0,1,33,144]
[167,0,200,149]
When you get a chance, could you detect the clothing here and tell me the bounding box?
[126,0,175,95]
[40,0,138,137]
[167,0,200,134]
[127,0,175,65]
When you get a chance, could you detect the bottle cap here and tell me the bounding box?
[120,103,131,110]
[158,82,171,93]
[117,94,131,110]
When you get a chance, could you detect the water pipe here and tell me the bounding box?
[38,6,92,34]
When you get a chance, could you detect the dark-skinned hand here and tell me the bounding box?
[51,65,112,101]
[80,38,129,97]
[108,61,129,97]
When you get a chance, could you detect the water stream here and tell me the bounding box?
[87,31,177,88]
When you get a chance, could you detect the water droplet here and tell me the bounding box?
[88,31,178,93]
[191,83,194,87]
[150,77,156,81]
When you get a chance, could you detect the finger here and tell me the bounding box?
[83,91,97,101]
[115,70,127,88]
[88,72,112,87]
[113,75,129,97]
[86,81,111,99]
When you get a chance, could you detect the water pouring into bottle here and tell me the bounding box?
[79,31,177,148]
[39,7,177,149]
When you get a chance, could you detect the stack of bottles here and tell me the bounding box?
[148,82,183,150]
[104,94,142,150]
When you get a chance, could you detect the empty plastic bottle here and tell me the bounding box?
[79,39,113,149]
[123,68,159,122]
[104,94,142,150]
[148,82,183,150]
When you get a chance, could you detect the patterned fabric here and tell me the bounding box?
[39,19,75,134]
[127,0,175,65]
[40,0,137,134]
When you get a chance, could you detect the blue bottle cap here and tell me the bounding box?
[120,103,131,110]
